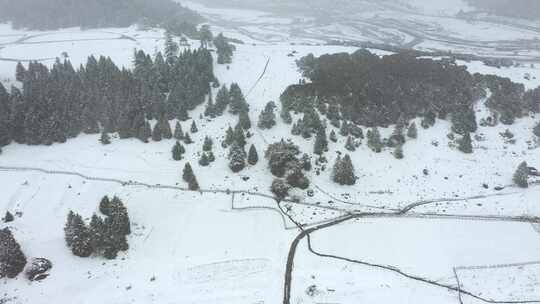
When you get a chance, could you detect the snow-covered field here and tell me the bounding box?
[2,2,540,303]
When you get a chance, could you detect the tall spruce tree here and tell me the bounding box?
[174,121,184,140]
[228,143,247,173]
[332,154,356,186]
[513,161,529,188]
[0,228,27,278]
[229,83,248,115]
[367,128,382,153]
[214,85,230,115]
[172,141,185,161]
[314,128,329,155]
[407,122,418,139]
[248,144,259,165]
[203,136,213,151]
[239,110,251,130]
[258,101,277,129]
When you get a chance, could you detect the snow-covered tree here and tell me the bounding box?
[513,161,529,188]
[332,154,356,185]
[0,228,27,278]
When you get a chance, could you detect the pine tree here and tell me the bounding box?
[164,30,179,65]
[152,123,162,141]
[184,132,193,144]
[190,121,198,133]
[183,162,195,183]
[248,144,259,165]
[345,136,356,151]
[340,121,349,136]
[329,130,338,143]
[174,121,184,140]
[172,141,185,161]
[258,101,277,129]
[228,143,246,173]
[332,155,356,186]
[199,153,210,167]
[239,110,251,130]
[138,121,152,143]
[207,151,216,162]
[100,131,111,145]
[223,126,234,147]
[203,136,213,151]
[394,144,404,159]
[214,85,230,115]
[15,62,26,82]
[367,127,382,153]
[89,214,105,254]
[314,128,329,155]
[281,109,292,124]
[534,121,540,137]
[99,196,112,216]
[513,161,529,188]
[65,212,93,257]
[229,83,248,115]
[0,228,27,278]
[407,122,418,139]
[458,132,473,154]
[233,124,246,147]
[3,211,14,223]
[159,117,172,139]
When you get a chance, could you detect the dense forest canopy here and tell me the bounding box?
[464,0,540,19]
[0,0,202,34]
[282,50,539,129]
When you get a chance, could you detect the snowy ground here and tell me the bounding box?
[2,5,540,304]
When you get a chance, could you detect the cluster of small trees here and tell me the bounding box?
[0,36,215,148]
[284,50,540,137]
[0,228,27,279]
[266,140,311,198]
[64,196,131,259]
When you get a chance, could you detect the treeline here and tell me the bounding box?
[464,0,540,19]
[0,0,202,36]
[282,50,539,132]
[0,43,215,147]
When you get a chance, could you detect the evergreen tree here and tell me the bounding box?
[223,126,234,147]
[214,85,230,115]
[0,228,27,278]
[329,130,338,143]
[271,179,290,200]
[340,121,349,137]
[239,110,251,130]
[99,196,111,216]
[199,153,210,167]
[89,214,105,254]
[64,212,93,257]
[204,97,215,118]
[332,155,356,186]
[15,62,26,82]
[164,30,179,65]
[367,127,382,153]
[183,132,193,144]
[394,144,404,159]
[513,161,529,188]
[258,101,277,129]
[280,109,292,124]
[345,136,356,151]
[228,143,246,173]
[207,151,216,162]
[174,121,184,140]
[172,141,185,161]
[138,121,152,143]
[314,128,329,155]
[152,123,162,141]
[451,107,477,135]
[301,153,312,171]
[190,121,198,133]
[248,144,259,165]
[3,211,14,223]
[203,136,213,151]
[407,122,418,139]
[458,132,473,154]
[229,83,248,115]
[534,121,540,137]
[159,117,172,139]
[183,162,195,183]
[100,131,111,145]
[233,124,246,147]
